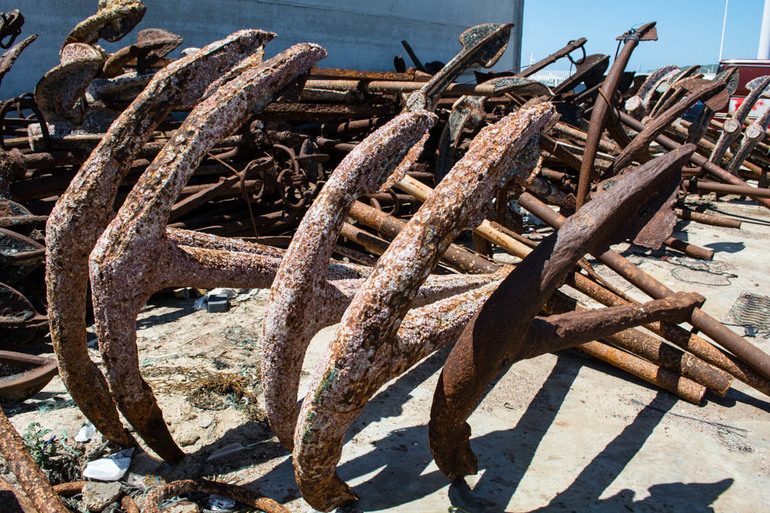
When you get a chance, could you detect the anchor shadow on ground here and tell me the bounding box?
[239,346,737,511]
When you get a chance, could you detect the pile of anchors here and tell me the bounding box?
[2,2,770,512]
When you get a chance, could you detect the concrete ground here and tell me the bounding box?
[254,195,770,512]
[5,195,769,513]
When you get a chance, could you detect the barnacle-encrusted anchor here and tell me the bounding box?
[88,42,328,461]
[291,102,556,511]
[46,30,274,448]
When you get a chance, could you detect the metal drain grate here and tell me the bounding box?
[727,292,770,334]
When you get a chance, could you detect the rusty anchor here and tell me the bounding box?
[291,102,555,511]
[87,42,327,461]
[405,23,513,111]
[428,144,703,480]
[576,22,657,209]
[63,0,146,50]
[46,30,275,449]
[101,27,183,77]
[260,111,436,450]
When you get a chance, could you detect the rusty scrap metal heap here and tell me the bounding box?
[1,3,770,511]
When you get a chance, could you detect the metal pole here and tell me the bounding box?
[759,0,770,58]
[719,0,729,62]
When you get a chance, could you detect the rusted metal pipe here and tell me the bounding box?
[663,237,714,260]
[306,78,502,97]
[675,208,741,228]
[576,341,706,404]
[684,179,770,199]
[562,264,770,397]
[428,145,698,480]
[340,222,391,255]
[619,110,770,210]
[518,191,770,381]
[0,407,70,513]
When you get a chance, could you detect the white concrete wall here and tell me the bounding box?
[0,0,523,98]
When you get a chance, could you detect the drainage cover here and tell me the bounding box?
[727,292,770,335]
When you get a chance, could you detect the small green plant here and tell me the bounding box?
[21,422,82,484]
[21,422,54,468]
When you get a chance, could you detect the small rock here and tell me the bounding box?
[125,472,165,491]
[177,430,200,447]
[83,481,123,512]
[198,415,213,428]
[163,501,200,513]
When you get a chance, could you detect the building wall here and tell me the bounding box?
[1,0,524,98]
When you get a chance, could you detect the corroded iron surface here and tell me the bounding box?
[45,30,274,449]
[428,144,697,480]
[0,407,69,513]
[292,102,555,511]
[88,43,326,461]
[262,111,436,450]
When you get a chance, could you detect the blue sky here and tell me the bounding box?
[521,1,765,71]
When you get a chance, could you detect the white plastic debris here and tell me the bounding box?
[210,495,236,511]
[193,288,238,311]
[208,288,237,299]
[74,421,97,442]
[233,288,259,303]
[82,448,133,481]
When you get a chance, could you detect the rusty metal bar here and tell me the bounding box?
[305,78,501,97]
[514,38,587,78]
[340,222,391,255]
[619,110,770,210]
[552,121,619,154]
[518,191,770,381]
[0,407,70,513]
[684,179,770,199]
[663,237,714,260]
[675,208,741,228]
[577,341,706,404]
